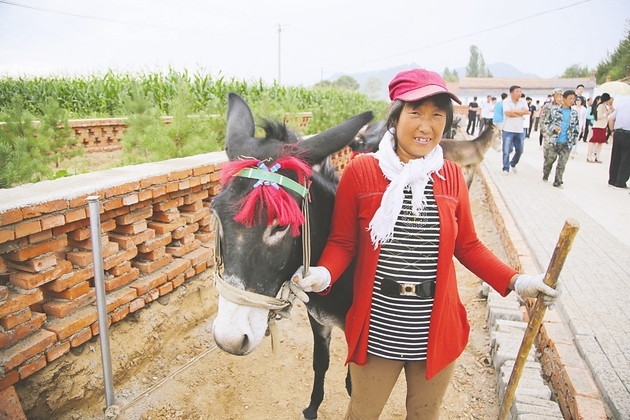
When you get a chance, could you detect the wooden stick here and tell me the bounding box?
[497,218,580,420]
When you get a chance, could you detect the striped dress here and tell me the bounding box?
[367,182,440,361]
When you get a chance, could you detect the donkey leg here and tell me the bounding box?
[302,314,333,420]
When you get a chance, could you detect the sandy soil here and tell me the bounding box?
[16,174,509,420]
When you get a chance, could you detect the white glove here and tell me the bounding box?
[291,266,331,302]
[513,274,561,308]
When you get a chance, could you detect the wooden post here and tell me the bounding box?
[497,218,580,420]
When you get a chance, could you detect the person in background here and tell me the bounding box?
[570,97,587,159]
[582,97,593,142]
[493,92,508,133]
[479,94,493,133]
[533,100,541,132]
[466,97,479,135]
[522,94,531,139]
[501,86,531,175]
[526,97,536,138]
[607,99,630,190]
[575,84,587,106]
[542,90,580,188]
[587,93,614,163]
[292,68,559,420]
[540,89,564,149]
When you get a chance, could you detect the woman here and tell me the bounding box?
[587,93,614,162]
[571,97,587,158]
[292,69,559,420]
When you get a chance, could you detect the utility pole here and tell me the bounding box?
[276,23,288,84]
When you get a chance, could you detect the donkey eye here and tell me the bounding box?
[271,225,290,236]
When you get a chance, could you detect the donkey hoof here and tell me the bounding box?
[301,407,318,420]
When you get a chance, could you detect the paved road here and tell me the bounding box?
[480,131,630,419]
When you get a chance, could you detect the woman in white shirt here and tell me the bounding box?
[571,97,587,158]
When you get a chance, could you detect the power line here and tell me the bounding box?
[324,0,591,76]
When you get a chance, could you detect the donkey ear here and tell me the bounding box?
[296,111,374,164]
[226,93,256,159]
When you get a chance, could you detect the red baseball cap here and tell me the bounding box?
[388,69,462,104]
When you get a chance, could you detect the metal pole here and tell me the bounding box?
[86,196,116,409]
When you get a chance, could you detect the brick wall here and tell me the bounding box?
[0,152,228,393]
[65,113,313,153]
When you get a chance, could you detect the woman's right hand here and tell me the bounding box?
[291,266,331,299]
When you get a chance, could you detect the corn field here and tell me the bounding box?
[0,68,388,134]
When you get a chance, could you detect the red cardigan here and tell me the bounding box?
[318,155,518,379]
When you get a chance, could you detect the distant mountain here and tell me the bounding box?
[454,62,540,79]
[327,62,540,100]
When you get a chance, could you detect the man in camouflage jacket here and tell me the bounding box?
[542,89,580,188]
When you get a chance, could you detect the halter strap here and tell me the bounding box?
[236,168,309,197]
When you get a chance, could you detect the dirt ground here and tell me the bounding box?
[16,166,510,420]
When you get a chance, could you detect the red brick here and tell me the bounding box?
[105,287,137,313]
[199,222,212,232]
[0,385,27,418]
[143,288,160,304]
[5,235,68,262]
[103,247,138,271]
[0,289,44,318]
[138,189,154,203]
[179,201,203,212]
[0,285,7,304]
[166,240,200,258]
[133,254,173,274]
[172,222,199,240]
[192,164,215,176]
[43,281,90,300]
[153,198,183,212]
[0,329,57,371]
[40,214,65,231]
[179,233,196,245]
[169,169,191,181]
[0,308,31,330]
[45,306,97,341]
[111,220,147,235]
[52,217,90,237]
[108,261,131,277]
[188,176,201,188]
[66,241,119,267]
[43,266,94,292]
[70,327,92,348]
[130,271,168,296]
[18,354,47,379]
[0,311,46,349]
[65,207,87,223]
[184,267,196,279]
[151,185,167,199]
[151,210,181,223]
[0,228,15,244]
[115,206,152,226]
[171,273,185,289]
[183,190,209,205]
[28,229,52,244]
[109,228,155,250]
[198,214,212,227]
[105,181,140,198]
[110,305,130,323]
[5,253,58,274]
[22,200,67,219]
[158,282,173,296]
[195,232,214,244]
[104,267,139,292]
[14,220,42,239]
[194,261,208,275]
[129,297,145,313]
[209,171,221,182]
[101,206,129,222]
[9,260,73,290]
[207,183,221,195]
[0,371,20,392]
[137,233,172,253]
[43,289,95,318]
[68,193,102,209]
[68,234,109,251]
[45,341,71,362]
[138,247,166,261]
[67,218,116,241]
[164,258,191,280]
[180,207,210,224]
[0,209,23,227]
[90,317,112,336]
[141,174,168,189]
[122,193,139,206]
[147,218,186,235]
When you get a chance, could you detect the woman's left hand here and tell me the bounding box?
[513,274,561,308]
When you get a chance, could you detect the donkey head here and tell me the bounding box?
[211,93,372,355]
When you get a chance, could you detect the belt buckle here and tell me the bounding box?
[400,282,417,296]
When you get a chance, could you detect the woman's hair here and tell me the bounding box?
[385,93,454,148]
[591,95,601,120]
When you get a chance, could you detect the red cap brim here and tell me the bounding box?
[395,84,462,104]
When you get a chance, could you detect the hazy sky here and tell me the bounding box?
[1,0,628,86]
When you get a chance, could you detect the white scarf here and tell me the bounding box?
[368,129,445,248]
